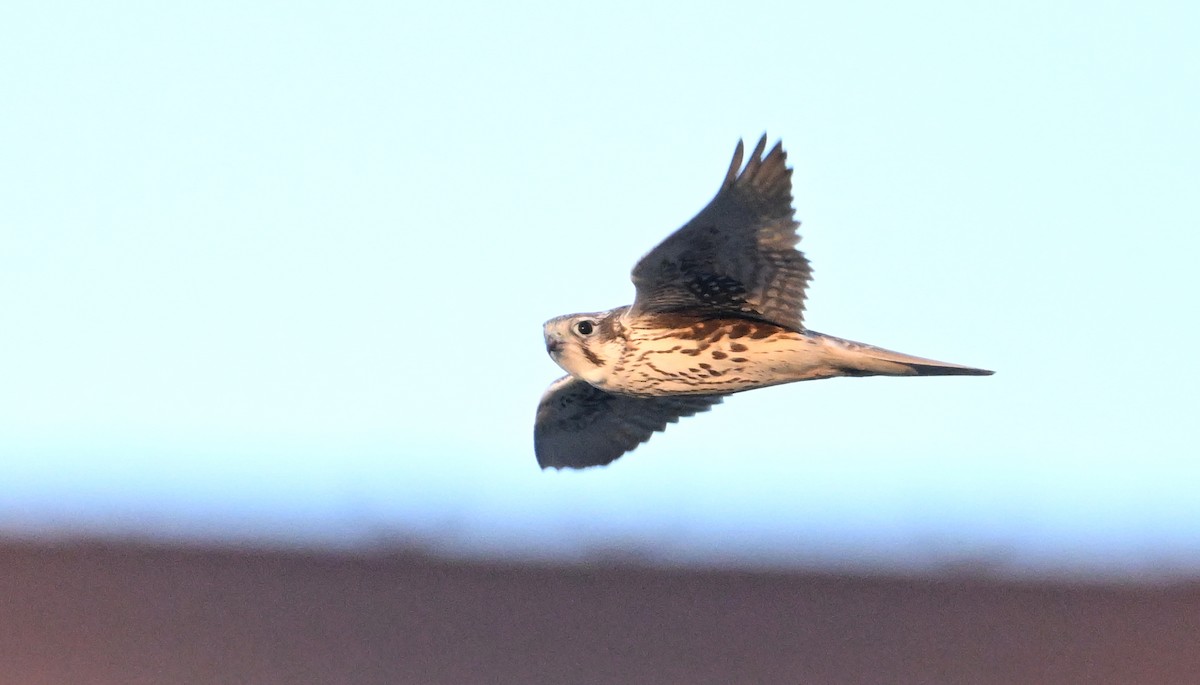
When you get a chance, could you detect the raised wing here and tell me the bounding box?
[534,376,724,469]
[629,136,811,332]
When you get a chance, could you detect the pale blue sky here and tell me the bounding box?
[2,2,1198,578]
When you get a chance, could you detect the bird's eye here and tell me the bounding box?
[575,320,595,336]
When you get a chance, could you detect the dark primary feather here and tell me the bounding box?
[534,376,724,469]
[629,135,811,332]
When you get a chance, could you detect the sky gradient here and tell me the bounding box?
[2,2,1198,579]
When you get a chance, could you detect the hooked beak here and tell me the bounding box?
[545,333,563,356]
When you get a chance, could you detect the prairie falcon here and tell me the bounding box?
[536,136,992,469]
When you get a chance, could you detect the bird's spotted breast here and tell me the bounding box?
[610,317,822,396]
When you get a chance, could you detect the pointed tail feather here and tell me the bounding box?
[812,331,994,378]
[893,360,995,376]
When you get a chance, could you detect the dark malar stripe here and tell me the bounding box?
[581,346,605,367]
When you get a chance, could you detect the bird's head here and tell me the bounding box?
[543,307,627,389]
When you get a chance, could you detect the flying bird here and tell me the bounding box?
[535,136,992,469]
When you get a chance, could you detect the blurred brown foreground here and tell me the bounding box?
[3,539,1198,685]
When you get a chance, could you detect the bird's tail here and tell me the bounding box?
[811,331,994,377]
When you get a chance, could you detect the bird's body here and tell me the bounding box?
[535,136,992,469]
[558,310,819,397]
[547,308,987,398]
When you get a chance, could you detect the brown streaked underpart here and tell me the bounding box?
[728,323,752,339]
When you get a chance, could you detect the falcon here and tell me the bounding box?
[535,136,992,469]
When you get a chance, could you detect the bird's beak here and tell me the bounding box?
[545,333,563,356]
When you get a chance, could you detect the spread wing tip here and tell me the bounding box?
[723,139,745,188]
[721,134,792,200]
